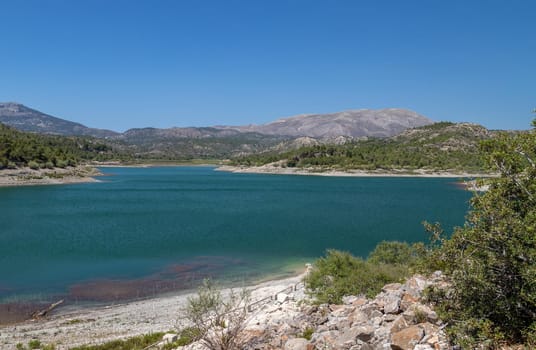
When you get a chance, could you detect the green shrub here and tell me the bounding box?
[28,340,41,349]
[28,160,39,170]
[423,121,536,348]
[367,240,420,266]
[304,249,410,304]
[299,327,315,340]
[56,159,69,168]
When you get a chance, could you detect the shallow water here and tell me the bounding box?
[0,166,472,304]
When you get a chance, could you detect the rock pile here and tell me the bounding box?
[169,272,450,350]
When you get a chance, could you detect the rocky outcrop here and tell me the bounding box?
[169,272,450,350]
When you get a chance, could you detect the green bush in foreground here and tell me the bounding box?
[304,241,422,304]
[423,120,536,348]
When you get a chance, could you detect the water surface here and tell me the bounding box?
[0,166,472,303]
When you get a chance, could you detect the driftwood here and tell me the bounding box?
[31,299,64,319]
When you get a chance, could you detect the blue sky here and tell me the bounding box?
[0,0,534,131]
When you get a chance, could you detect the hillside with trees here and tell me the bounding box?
[231,122,497,173]
[0,123,124,169]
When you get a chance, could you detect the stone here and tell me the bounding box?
[382,283,403,292]
[284,338,309,350]
[352,297,368,307]
[403,275,428,297]
[311,330,340,349]
[414,345,434,350]
[342,295,360,305]
[403,304,437,324]
[355,325,375,342]
[372,316,383,327]
[400,293,419,311]
[162,333,178,344]
[360,304,382,317]
[383,297,401,314]
[420,322,438,337]
[390,325,425,350]
[334,325,375,349]
[277,293,289,303]
[384,313,398,322]
[390,315,410,333]
[329,304,344,312]
[349,310,368,325]
[370,310,384,319]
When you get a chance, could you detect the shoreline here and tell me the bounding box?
[0,271,306,349]
[217,164,494,178]
[0,166,102,188]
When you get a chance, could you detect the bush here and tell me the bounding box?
[181,279,251,350]
[367,240,421,266]
[304,248,412,304]
[424,121,536,348]
[56,159,69,168]
[28,160,39,170]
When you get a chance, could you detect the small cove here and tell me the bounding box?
[0,166,472,312]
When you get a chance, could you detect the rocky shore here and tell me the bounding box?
[217,164,491,178]
[0,166,102,187]
[1,272,451,350]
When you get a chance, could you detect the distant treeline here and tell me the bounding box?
[231,122,491,172]
[0,123,124,169]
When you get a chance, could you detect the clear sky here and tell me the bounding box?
[0,0,534,132]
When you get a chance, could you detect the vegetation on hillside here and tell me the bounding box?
[0,123,127,169]
[231,122,493,172]
[114,127,290,161]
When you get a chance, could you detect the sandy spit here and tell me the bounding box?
[0,274,305,349]
[217,165,494,178]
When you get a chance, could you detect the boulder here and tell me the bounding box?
[162,333,178,344]
[334,325,375,349]
[349,310,368,325]
[403,275,428,297]
[390,315,410,333]
[383,297,401,314]
[414,345,434,350]
[277,293,289,303]
[390,325,424,350]
[284,338,310,350]
[382,283,403,292]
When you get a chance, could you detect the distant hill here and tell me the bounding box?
[231,122,497,172]
[0,103,118,138]
[0,123,120,169]
[117,127,288,159]
[217,108,433,138]
[1,103,436,160]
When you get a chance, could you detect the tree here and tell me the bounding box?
[425,119,536,347]
[181,279,251,350]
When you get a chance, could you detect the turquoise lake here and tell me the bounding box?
[0,166,472,304]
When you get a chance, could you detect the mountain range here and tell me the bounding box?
[0,103,433,139]
[0,102,434,159]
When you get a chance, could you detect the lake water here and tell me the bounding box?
[0,166,472,304]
